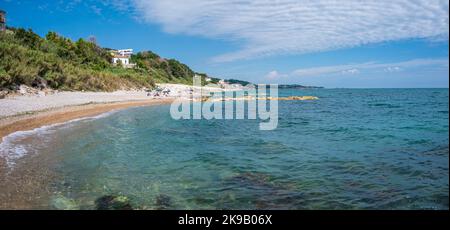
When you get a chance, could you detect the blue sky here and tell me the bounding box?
[1,0,449,88]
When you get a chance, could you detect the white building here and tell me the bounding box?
[117,49,133,56]
[112,55,131,65]
[111,49,135,68]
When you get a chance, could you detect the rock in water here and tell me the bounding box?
[95,195,133,210]
[51,195,79,210]
[155,194,173,210]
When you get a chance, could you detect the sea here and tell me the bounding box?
[0,88,448,209]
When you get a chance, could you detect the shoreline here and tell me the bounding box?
[0,98,175,141]
[0,83,248,141]
[0,98,174,140]
[0,99,146,209]
[0,98,174,169]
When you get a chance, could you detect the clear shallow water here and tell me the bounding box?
[1,89,449,209]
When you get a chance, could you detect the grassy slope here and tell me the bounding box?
[0,28,209,92]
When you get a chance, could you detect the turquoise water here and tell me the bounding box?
[2,89,449,209]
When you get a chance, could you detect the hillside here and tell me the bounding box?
[224,79,251,86]
[0,28,209,92]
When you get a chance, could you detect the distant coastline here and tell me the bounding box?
[277,84,324,89]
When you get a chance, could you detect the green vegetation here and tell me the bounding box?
[0,27,212,91]
[224,79,251,86]
[131,51,194,84]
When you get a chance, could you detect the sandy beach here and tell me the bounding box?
[0,98,175,139]
[0,96,179,171]
[0,92,173,139]
[0,83,232,139]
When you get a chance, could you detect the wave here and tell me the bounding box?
[0,110,117,169]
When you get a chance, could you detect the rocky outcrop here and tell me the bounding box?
[95,195,133,210]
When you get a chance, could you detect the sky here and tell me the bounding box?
[1,0,449,88]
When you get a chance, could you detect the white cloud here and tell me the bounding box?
[292,63,370,76]
[265,70,281,80]
[127,0,449,62]
[341,68,360,75]
[90,5,102,15]
[104,0,135,12]
[264,70,289,80]
[384,66,402,72]
[291,58,448,77]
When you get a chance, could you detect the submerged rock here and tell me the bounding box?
[51,195,79,210]
[230,172,273,188]
[95,195,133,210]
[155,194,173,210]
[224,172,305,209]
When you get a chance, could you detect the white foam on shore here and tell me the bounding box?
[0,110,117,169]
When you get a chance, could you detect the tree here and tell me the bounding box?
[14,28,42,49]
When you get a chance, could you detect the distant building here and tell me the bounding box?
[0,10,6,32]
[112,55,131,66]
[117,49,133,56]
[111,48,135,68]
